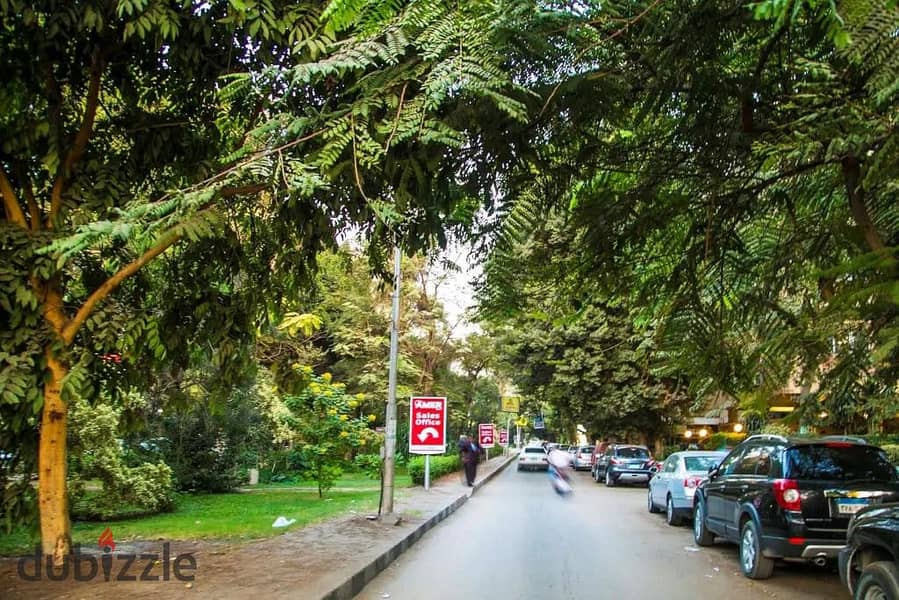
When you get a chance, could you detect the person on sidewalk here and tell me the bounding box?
[458,435,479,486]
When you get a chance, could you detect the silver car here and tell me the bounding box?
[647,450,727,525]
[573,445,595,470]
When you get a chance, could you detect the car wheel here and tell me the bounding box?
[666,495,681,525]
[648,487,662,513]
[605,470,616,487]
[740,519,775,579]
[855,561,899,600]
[594,468,602,483]
[693,498,714,546]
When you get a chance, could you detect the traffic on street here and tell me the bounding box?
[357,452,846,600]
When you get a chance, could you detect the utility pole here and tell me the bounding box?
[381,245,402,517]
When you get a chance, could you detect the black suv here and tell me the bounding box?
[840,503,899,599]
[592,444,653,486]
[692,434,899,580]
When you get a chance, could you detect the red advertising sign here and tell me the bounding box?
[498,429,508,446]
[409,396,447,455]
[478,423,495,449]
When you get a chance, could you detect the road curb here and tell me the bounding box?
[320,452,518,600]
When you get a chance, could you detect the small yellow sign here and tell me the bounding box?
[500,396,520,413]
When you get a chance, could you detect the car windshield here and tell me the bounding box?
[579,446,594,454]
[524,448,546,454]
[684,456,720,472]
[616,447,649,459]
[786,444,897,482]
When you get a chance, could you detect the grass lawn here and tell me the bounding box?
[256,471,411,489]
[0,469,417,557]
[0,487,383,557]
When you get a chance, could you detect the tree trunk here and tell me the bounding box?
[842,156,886,253]
[38,348,71,564]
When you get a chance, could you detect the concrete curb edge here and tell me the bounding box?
[320,452,519,600]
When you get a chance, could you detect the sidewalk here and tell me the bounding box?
[320,452,516,600]
[0,452,517,600]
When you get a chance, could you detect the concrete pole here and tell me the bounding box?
[381,245,402,516]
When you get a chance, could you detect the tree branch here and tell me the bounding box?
[58,180,269,345]
[0,165,28,228]
[61,230,181,345]
[14,162,41,230]
[842,155,886,253]
[49,51,103,228]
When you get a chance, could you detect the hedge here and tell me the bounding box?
[408,455,462,485]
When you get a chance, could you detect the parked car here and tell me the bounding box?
[518,446,549,471]
[692,433,899,580]
[840,502,899,599]
[648,451,728,525]
[592,444,653,486]
[573,445,595,471]
[590,441,614,469]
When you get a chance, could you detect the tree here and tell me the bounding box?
[282,371,378,498]
[498,303,686,443]
[1,0,528,561]
[476,0,898,427]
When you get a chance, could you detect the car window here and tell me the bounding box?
[663,456,678,473]
[719,447,745,476]
[616,447,650,459]
[683,456,720,472]
[785,445,896,482]
[734,445,768,475]
[580,446,594,454]
[524,447,546,454]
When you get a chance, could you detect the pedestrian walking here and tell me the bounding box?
[458,435,478,486]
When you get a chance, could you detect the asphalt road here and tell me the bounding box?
[356,462,846,600]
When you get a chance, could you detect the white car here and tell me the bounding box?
[572,445,595,470]
[517,446,549,471]
[647,450,728,525]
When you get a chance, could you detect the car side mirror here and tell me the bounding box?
[650,466,659,474]
[708,465,719,478]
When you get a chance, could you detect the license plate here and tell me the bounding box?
[836,498,870,514]
[630,464,644,470]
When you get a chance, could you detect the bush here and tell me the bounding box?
[760,423,792,437]
[353,454,382,479]
[701,432,746,451]
[408,455,461,485]
[68,397,175,519]
[880,445,899,465]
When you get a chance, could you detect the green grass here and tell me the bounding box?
[255,472,411,489]
[0,488,379,557]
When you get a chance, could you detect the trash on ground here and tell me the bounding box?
[683,546,700,552]
[272,516,296,528]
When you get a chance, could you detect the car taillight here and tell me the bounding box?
[684,477,702,489]
[773,479,802,511]
[610,458,621,465]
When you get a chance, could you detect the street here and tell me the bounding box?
[357,462,845,600]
